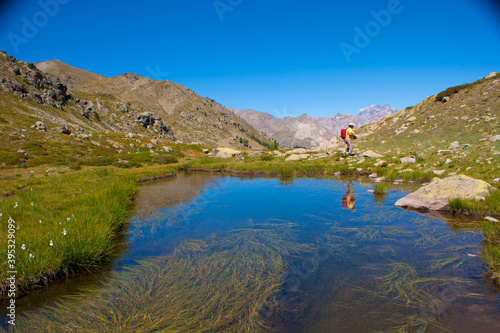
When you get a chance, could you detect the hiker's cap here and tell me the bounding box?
[348,123,355,127]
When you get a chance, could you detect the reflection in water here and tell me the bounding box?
[342,180,356,212]
[7,176,500,333]
[133,173,219,220]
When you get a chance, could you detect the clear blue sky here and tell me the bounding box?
[1,0,499,117]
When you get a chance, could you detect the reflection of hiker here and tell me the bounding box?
[345,123,357,156]
[342,181,356,212]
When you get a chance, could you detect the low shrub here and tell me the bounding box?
[155,156,179,165]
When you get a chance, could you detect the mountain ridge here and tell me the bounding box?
[0,53,274,148]
[0,51,275,167]
[231,104,397,148]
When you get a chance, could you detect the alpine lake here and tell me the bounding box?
[2,173,500,332]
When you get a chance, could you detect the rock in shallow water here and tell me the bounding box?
[394,174,495,211]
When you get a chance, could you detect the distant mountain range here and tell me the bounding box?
[230,104,397,148]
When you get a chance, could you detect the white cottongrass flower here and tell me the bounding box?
[16,225,19,230]
[31,202,34,206]
[0,213,2,217]
[29,253,34,258]
[21,244,26,250]
[49,240,53,246]
[62,229,67,236]
[67,217,71,221]
[14,202,18,208]
[39,219,42,223]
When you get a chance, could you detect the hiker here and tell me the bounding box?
[342,181,356,212]
[345,123,357,156]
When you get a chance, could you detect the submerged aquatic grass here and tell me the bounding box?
[14,224,310,332]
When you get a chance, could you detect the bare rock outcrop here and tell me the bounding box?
[209,148,242,158]
[136,112,175,141]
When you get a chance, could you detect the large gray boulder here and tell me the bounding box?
[395,175,495,211]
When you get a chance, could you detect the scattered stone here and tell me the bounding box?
[248,151,265,157]
[162,146,175,153]
[307,147,322,153]
[32,121,46,131]
[433,170,446,176]
[55,125,71,134]
[493,178,500,183]
[310,153,329,160]
[368,173,378,178]
[126,133,135,139]
[374,160,388,167]
[362,150,384,158]
[489,135,500,143]
[400,156,416,164]
[367,190,375,194]
[485,216,499,223]
[202,149,209,154]
[399,169,414,173]
[442,96,450,103]
[334,171,341,176]
[289,148,308,154]
[147,143,155,149]
[285,154,309,161]
[449,141,460,149]
[77,134,89,140]
[151,139,158,145]
[374,177,385,183]
[394,175,495,211]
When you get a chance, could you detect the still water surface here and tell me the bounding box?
[5,174,500,332]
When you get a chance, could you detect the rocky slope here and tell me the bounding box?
[0,51,272,151]
[352,72,500,183]
[232,105,396,148]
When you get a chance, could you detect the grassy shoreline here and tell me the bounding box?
[0,166,176,295]
[1,153,499,294]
